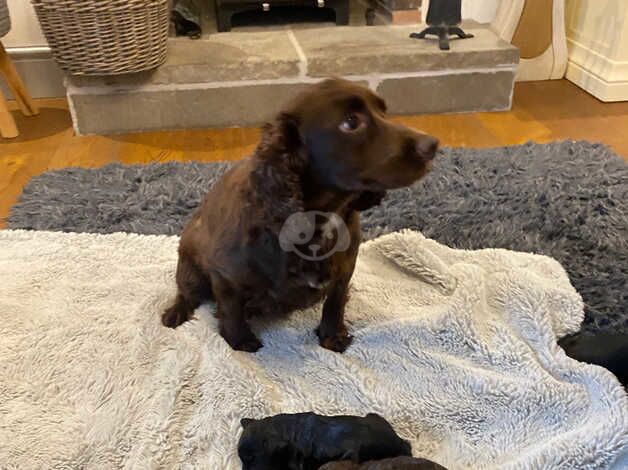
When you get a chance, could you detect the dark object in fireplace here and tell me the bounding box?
[409,0,473,50]
[172,0,202,38]
[214,0,349,32]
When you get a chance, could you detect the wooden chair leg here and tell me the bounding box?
[0,89,18,138]
[0,41,38,117]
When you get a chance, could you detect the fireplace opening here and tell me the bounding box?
[215,0,349,32]
[231,5,337,29]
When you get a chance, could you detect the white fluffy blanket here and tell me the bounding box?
[1,230,627,469]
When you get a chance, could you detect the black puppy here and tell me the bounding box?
[559,332,628,387]
[238,412,412,470]
[319,456,448,469]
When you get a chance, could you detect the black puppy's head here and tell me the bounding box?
[238,418,291,470]
[274,78,439,191]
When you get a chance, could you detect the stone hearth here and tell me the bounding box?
[67,22,518,135]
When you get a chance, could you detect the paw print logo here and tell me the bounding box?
[279,211,351,260]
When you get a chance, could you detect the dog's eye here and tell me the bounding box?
[339,114,364,133]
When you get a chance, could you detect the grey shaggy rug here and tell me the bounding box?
[8,141,628,337]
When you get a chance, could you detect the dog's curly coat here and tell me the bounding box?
[162,78,438,352]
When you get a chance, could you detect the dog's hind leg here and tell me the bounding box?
[162,255,212,328]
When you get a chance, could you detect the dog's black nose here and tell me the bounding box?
[416,135,439,160]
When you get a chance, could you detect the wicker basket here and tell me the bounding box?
[31,0,169,75]
[0,0,11,38]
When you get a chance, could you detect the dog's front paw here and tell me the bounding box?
[222,331,263,353]
[316,328,353,353]
[232,337,263,353]
[162,305,190,328]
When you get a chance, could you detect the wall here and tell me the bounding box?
[565,0,628,101]
[3,1,46,48]
[462,0,500,23]
[1,1,65,99]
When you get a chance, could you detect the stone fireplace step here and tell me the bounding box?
[67,25,518,135]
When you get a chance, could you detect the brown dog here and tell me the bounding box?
[162,78,438,353]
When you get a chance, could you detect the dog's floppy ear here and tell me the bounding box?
[275,112,302,153]
[251,112,307,225]
[240,418,256,428]
[258,112,301,153]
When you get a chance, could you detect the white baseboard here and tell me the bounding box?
[566,60,628,102]
[567,38,628,82]
[0,46,66,99]
[565,37,628,102]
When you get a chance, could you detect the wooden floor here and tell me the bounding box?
[1,79,627,228]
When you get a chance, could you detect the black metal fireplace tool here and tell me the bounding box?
[410,0,473,51]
